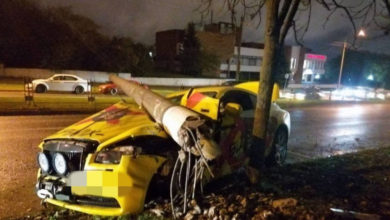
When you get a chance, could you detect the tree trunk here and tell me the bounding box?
[235,16,244,81]
[250,0,280,169]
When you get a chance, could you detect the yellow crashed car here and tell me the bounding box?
[35,81,290,216]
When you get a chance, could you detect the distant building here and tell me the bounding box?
[221,44,326,84]
[203,22,235,34]
[221,44,303,81]
[155,22,236,76]
[196,24,236,77]
[220,46,264,80]
[301,53,327,83]
[289,46,306,83]
[155,24,326,83]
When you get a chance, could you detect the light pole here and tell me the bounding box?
[337,29,366,89]
[284,73,290,89]
[337,41,347,89]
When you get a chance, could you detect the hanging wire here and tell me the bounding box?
[170,156,180,218]
[169,126,215,218]
[185,127,214,177]
[183,150,191,213]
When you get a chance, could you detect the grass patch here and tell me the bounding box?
[0,86,178,114]
[0,82,24,91]
[0,95,131,114]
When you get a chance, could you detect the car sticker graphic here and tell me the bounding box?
[60,105,145,137]
[186,92,206,108]
[218,117,247,170]
[78,105,144,125]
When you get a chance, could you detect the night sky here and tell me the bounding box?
[38,0,390,56]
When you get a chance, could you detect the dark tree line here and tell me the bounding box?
[179,22,220,76]
[180,23,202,76]
[0,0,153,75]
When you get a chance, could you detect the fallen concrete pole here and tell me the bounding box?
[110,75,222,216]
[109,74,220,160]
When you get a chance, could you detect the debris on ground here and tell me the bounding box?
[19,146,390,219]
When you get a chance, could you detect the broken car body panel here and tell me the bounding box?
[45,102,167,147]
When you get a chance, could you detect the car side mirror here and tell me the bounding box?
[223,102,242,117]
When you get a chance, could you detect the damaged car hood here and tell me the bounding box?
[45,102,167,146]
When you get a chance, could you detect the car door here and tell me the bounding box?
[217,89,256,171]
[47,75,63,91]
[63,76,78,91]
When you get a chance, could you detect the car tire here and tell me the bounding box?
[74,86,84,94]
[35,84,47,93]
[266,127,288,166]
[110,88,118,95]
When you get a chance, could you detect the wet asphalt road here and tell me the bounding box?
[287,103,390,161]
[0,103,390,218]
[0,114,89,218]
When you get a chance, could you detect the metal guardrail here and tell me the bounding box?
[23,77,33,103]
[87,81,95,102]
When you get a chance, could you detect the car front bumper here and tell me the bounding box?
[36,154,166,216]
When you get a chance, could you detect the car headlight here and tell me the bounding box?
[38,152,50,173]
[53,153,67,175]
[95,146,141,164]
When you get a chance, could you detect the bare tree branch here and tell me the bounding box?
[318,0,359,45]
[292,20,305,46]
[322,7,337,29]
[300,0,312,41]
[383,0,390,15]
[278,0,293,24]
[279,0,301,44]
[318,0,330,10]
[195,0,214,20]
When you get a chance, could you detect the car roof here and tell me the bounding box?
[166,86,231,99]
[189,81,262,96]
[167,81,279,101]
[52,74,80,78]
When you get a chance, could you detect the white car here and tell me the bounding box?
[32,74,89,94]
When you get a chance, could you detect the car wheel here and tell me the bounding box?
[74,86,84,94]
[110,88,118,95]
[266,127,288,166]
[35,84,47,93]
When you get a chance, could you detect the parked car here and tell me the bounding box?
[32,74,89,94]
[35,81,290,216]
[98,80,148,95]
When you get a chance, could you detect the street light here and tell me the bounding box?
[337,29,366,89]
[358,29,366,37]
